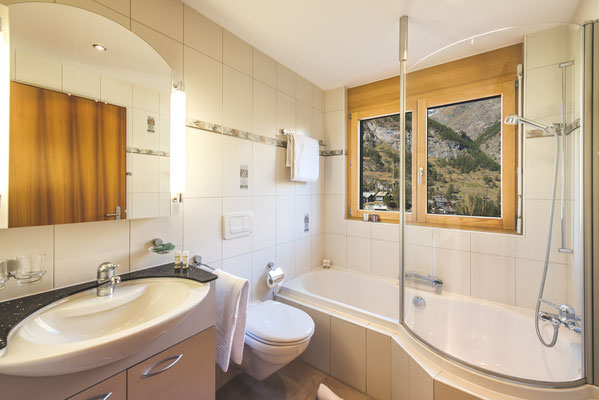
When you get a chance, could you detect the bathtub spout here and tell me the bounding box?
[405,271,443,294]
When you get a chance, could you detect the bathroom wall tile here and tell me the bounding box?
[253,143,276,196]
[128,193,160,219]
[295,180,311,196]
[312,108,325,142]
[294,237,312,278]
[130,214,182,271]
[129,153,160,192]
[159,92,170,116]
[525,25,568,70]
[58,0,130,28]
[126,106,133,146]
[346,220,371,238]
[157,154,169,193]
[372,240,400,280]
[252,48,277,88]
[276,147,295,195]
[222,197,253,259]
[331,317,366,392]
[311,234,325,269]
[405,225,432,246]
[55,220,129,288]
[391,340,410,400]
[183,5,222,61]
[93,0,130,17]
[325,195,346,236]
[101,76,132,107]
[62,64,101,100]
[470,232,516,257]
[515,258,569,309]
[296,76,313,106]
[524,136,563,201]
[325,155,345,195]
[471,253,516,305]
[347,236,371,274]
[433,248,470,296]
[14,49,61,91]
[295,195,312,239]
[432,229,470,252]
[301,305,331,374]
[131,0,183,42]
[223,66,252,133]
[325,233,346,268]
[296,101,312,137]
[159,115,170,153]
[252,196,276,251]
[222,136,253,197]
[310,195,325,235]
[132,21,184,79]
[325,110,345,151]
[276,64,296,97]
[0,226,54,301]
[222,253,252,284]
[405,244,433,275]
[313,86,325,112]
[409,359,433,400]
[185,128,222,198]
[372,222,400,243]
[252,80,277,138]
[183,197,222,263]
[367,330,391,400]
[223,30,252,76]
[184,46,222,124]
[132,85,160,113]
[276,195,295,244]
[311,156,326,195]
[525,65,562,127]
[276,241,296,280]
[325,87,345,113]
[252,246,276,302]
[132,108,160,151]
[276,91,296,135]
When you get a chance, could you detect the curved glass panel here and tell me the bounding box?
[401,23,585,384]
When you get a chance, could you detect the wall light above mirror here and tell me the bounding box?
[1,2,185,229]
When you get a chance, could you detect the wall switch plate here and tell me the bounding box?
[222,211,254,239]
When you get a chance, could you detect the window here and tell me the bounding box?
[347,44,521,232]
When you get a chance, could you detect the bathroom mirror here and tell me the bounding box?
[1,3,174,229]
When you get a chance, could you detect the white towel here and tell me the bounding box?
[317,384,343,400]
[286,133,319,182]
[214,269,249,372]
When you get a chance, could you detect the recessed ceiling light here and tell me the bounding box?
[92,44,107,52]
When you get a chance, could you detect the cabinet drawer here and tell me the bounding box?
[128,327,215,400]
[67,371,126,400]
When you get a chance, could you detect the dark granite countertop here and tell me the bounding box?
[0,263,217,350]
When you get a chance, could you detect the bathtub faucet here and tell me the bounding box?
[538,301,582,334]
[404,271,443,294]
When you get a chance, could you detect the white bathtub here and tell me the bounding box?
[281,268,582,384]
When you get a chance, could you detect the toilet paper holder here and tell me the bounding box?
[266,262,285,288]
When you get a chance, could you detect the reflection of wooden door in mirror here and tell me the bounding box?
[9,82,126,228]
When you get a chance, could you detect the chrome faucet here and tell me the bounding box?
[96,262,121,297]
[538,302,582,334]
[404,271,444,294]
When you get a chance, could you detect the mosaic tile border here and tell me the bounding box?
[127,147,170,157]
[186,118,343,157]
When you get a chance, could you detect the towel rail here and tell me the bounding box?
[280,129,326,147]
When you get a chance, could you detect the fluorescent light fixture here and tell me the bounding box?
[92,43,107,51]
[170,81,186,198]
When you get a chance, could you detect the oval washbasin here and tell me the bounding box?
[0,277,210,377]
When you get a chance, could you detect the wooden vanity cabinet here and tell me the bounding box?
[67,371,126,400]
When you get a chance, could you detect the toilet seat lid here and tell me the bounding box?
[246,300,314,344]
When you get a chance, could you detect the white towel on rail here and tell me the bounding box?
[286,133,319,182]
[214,269,249,372]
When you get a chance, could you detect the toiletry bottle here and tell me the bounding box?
[182,251,189,269]
[174,251,181,269]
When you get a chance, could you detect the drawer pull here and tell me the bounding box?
[87,392,112,400]
[141,354,183,379]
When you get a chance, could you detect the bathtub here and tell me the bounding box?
[280,268,582,384]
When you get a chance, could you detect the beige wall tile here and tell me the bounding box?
[132,21,183,79]
[367,330,391,400]
[277,63,296,97]
[409,359,433,400]
[311,233,325,269]
[372,240,399,280]
[311,157,326,195]
[470,232,515,257]
[251,246,276,301]
[372,222,400,242]
[276,147,295,195]
[312,108,325,141]
[253,48,277,88]
[62,64,101,99]
[432,229,470,251]
[325,155,345,195]
[57,0,130,28]
[183,5,222,61]
[101,76,133,107]
[252,196,276,251]
[325,195,346,236]
[130,214,182,270]
[223,66,252,132]
[433,248,470,295]
[391,340,410,400]
[183,197,222,263]
[222,135,252,197]
[311,195,325,235]
[525,25,568,70]
[325,87,345,112]
[276,241,295,279]
[184,46,222,124]
[347,220,371,238]
[253,80,277,137]
[222,197,252,259]
[14,49,62,91]
[276,91,295,135]
[470,253,515,305]
[223,30,252,76]
[405,243,433,275]
[301,305,331,374]
[132,85,160,113]
[294,237,312,278]
[313,86,325,112]
[276,195,295,244]
[185,128,222,198]
[325,233,346,268]
[296,101,312,137]
[405,225,432,246]
[131,0,183,42]
[222,253,252,283]
[347,236,371,274]
[325,110,345,151]
[253,143,276,196]
[515,258,568,309]
[296,75,312,105]
[331,317,366,392]
[95,0,130,16]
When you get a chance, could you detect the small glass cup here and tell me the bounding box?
[15,254,46,285]
[0,259,7,291]
[362,213,370,222]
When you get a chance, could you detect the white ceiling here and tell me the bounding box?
[183,0,582,90]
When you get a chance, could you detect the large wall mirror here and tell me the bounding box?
[1,3,175,229]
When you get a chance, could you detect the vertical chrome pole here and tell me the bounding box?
[517,64,523,234]
[399,15,408,324]
[559,61,574,253]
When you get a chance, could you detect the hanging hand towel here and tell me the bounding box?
[286,133,319,182]
[214,269,249,372]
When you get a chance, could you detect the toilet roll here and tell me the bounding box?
[266,267,285,288]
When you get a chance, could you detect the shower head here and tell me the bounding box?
[504,114,549,131]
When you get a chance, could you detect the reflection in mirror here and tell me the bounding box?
[3,3,173,229]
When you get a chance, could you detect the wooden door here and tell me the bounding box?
[9,82,126,227]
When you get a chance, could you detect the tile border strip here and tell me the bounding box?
[127,147,170,157]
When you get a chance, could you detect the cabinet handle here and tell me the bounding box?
[87,392,112,400]
[141,354,183,379]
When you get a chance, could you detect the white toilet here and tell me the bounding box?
[238,300,315,380]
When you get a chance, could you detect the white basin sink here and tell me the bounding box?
[0,277,210,376]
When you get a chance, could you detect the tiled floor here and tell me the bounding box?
[216,359,372,400]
